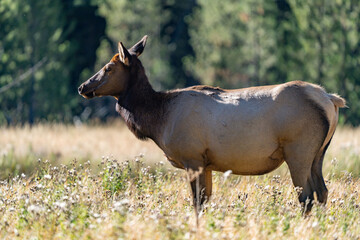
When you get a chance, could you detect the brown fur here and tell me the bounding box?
[115,58,176,142]
[78,36,346,219]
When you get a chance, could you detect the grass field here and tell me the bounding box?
[0,122,359,239]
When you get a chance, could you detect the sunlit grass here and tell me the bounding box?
[0,123,359,239]
[0,121,164,178]
[0,157,359,239]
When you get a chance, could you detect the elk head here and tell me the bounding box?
[78,35,148,99]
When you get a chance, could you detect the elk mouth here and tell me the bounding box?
[78,76,108,99]
[83,91,95,99]
[78,81,107,99]
[78,85,97,99]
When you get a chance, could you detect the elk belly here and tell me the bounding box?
[206,134,285,175]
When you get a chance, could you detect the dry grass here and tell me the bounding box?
[0,120,163,162]
[0,123,359,239]
[0,121,164,177]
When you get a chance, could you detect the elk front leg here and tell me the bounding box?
[186,167,212,219]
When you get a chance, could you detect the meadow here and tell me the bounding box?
[0,122,359,239]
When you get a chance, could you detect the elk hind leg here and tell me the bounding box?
[311,140,332,204]
[285,145,316,213]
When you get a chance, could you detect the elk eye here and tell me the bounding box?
[105,66,111,72]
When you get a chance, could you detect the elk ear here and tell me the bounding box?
[129,35,148,57]
[118,42,131,66]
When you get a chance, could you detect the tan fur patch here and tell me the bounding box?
[111,53,120,63]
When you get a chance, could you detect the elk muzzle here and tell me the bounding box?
[78,70,106,99]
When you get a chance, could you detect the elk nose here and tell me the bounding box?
[78,85,84,94]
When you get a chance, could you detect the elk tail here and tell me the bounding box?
[328,93,347,108]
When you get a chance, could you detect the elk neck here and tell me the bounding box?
[116,62,171,144]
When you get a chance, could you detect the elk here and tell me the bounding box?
[78,36,346,219]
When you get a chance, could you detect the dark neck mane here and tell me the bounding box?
[116,61,171,143]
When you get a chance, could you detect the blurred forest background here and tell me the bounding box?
[0,0,359,126]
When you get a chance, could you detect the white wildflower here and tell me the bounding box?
[113,199,130,213]
[28,205,45,214]
[312,221,318,228]
[14,228,19,236]
[113,199,130,207]
[54,201,67,210]
[44,175,51,180]
[223,170,232,182]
